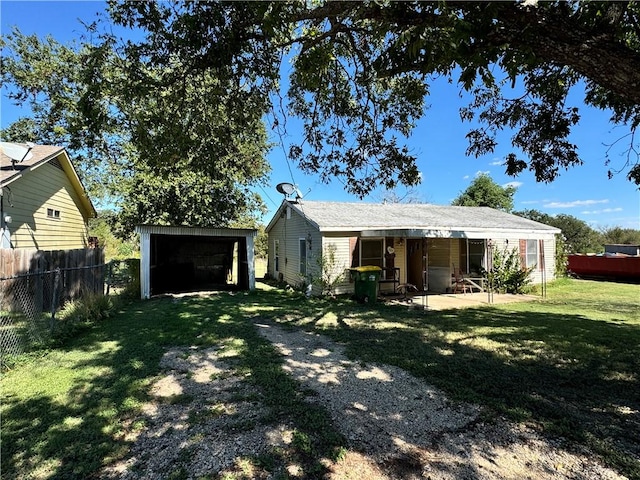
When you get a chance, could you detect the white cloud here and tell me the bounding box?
[544,199,609,208]
[489,160,503,166]
[463,175,470,180]
[580,207,623,215]
[475,170,491,177]
[520,200,539,205]
[502,181,522,189]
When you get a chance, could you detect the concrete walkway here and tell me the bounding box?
[385,291,540,310]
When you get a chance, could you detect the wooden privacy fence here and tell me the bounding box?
[1,248,105,361]
[1,248,105,298]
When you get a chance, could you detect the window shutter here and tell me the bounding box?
[519,239,526,269]
[538,239,544,271]
[349,237,359,268]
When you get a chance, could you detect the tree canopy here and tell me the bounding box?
[1,25,270,235]
[105,0,640,194]
[452,174,517,211]
[2,0,640,233]
[515,209,604,253]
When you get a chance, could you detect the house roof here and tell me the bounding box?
[1,143,97,218]
[267,200,561,238]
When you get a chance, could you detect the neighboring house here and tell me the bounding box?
[266,200,561,295]
[1,144,96,250]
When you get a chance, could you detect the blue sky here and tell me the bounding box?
[2,0,639,229]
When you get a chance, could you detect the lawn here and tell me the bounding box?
[1,278,638,479]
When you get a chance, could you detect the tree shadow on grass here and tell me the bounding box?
[2,287,638,479]
[265,296,640,479]
[1,290,346,479]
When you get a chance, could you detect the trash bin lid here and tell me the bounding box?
[350,266,382,272]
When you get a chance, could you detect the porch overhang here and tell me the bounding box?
[357,228,559,240]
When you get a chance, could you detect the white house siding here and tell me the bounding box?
[267,201,560,296]
[320,234,354,295]
[490,236,557,284]
[267,205,323,290]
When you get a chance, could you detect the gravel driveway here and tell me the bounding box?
[100,319,627,479]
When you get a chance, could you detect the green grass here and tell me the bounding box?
[1,278,638,479]
[259,278,640,479]
[1,290,344,479]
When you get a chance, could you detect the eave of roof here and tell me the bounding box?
[1,144,97,218]
[273,200,561,235]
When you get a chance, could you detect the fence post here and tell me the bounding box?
[106,260,112,296]
[50,268,61,332]
[34,254,44,315]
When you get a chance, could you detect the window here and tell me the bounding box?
[274,240,280,272]
[525,239,538,268]
[47,208,60,219]
[468,239,485,273]
[299,238,307,275]
[361,239,383,267]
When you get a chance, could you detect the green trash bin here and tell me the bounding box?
[350,266,382,303]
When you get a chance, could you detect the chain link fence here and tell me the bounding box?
[0,264,106,363]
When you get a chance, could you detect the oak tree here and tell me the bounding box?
[1,27,270,235]
[105,0,640,194]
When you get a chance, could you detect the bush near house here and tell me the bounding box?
[485,246,534,294]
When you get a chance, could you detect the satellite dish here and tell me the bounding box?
[1,142,34,163]
[276,182,296,196]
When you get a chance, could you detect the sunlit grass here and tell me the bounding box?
[260,278,639,479]
[2,278,638,479]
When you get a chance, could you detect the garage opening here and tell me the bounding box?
[136,226,256,298]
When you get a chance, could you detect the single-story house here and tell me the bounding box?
[135,225,257,299]
[1,143,96,250]
[265,200,561,295]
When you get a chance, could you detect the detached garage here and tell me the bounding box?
[135,225,257,299]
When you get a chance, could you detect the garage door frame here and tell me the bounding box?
[135,225,257,299]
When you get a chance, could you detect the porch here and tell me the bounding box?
[384,291,538,310]
[358,236,489,294]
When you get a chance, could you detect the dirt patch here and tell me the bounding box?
[100,321,626,479]
[256,320,626,480]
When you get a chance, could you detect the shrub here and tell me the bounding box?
[485,246,534,294]
[312,243,345,297]
[555,234,569,277]
[53,291,113,343]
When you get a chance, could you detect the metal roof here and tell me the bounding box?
[135,225,257,237]
[273,200,560,235]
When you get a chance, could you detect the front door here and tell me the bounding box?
[407,239,427,291]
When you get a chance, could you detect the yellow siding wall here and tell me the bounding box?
[4,162,89,250]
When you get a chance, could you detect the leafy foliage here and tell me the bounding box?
[89,212,138,260]
[485,246,533,294]
[312,243,346,297]
[3,0,640,218]
[599,226,640,245]
[451,173,517,211]
[1,24,271,236]
[515,209,603,253]
[104,1,640,192]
